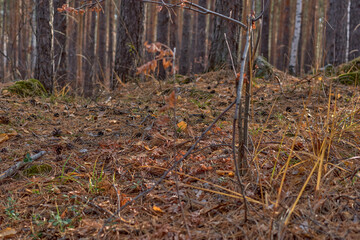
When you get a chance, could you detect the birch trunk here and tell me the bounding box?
[289,0,303,75]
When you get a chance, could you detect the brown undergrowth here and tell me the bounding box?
[0,70,359,239]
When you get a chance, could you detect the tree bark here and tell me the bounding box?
[67,0,78,92]
[349,0,360,61]
[97,7,107,84]
[193,0,207,73]
[260,0,271,61]
[83,12,96,97]
[156,8,169,79]
[289,0,303,75]
[35,0,53,93]
[179,9,191,75]
[112,0,144,88]
[276,0,291,71]
[53,0,67,89]
[0,0,6,82]
[325,0,348,66]
[208,0,242,71]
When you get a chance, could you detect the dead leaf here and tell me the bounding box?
[153,205,164,213]
[0,133,9,144]
[177,121,187,131]
[0,227,17,238]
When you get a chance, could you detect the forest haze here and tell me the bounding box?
[0,0,359,95]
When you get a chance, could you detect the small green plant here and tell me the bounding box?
[190,99,211,109]
[88,160,105,194]
[5,197,20,220]
[49,206,72,232]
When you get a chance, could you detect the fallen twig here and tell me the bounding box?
[0,151,46,181]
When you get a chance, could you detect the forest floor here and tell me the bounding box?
[0,69,359,239]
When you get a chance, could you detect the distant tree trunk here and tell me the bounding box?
[349,0,360,61]
[83,12,96,97]
[269,0,279,66]
[112,0,144,88]
[0,0,6,82]
[35,0,53,93]
[53,0,67,89]
[193,0,207,73]
[67,0,78,91]
[179,9,191,75]
[208,0,242,70]
[325,0,348,66]
[97,9,107,84]
[156,8,169,79]
[260,0,271,60]
[169,0,180,50]
[107,0,115,85]
[289,0,303,75]
[276,0,291,70]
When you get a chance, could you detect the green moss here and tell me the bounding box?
[189,88,213,100]
[23,164,53,177]
[254,56,273,80]
[5,79,48,97]
[337,71,360,85]
[337,57,360,74]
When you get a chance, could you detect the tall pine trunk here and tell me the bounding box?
[156,8,169,79]
[325,0,348,66]
[208,0,242,71]
[349,0,360,61]
[179,9,191,75]
[193,0,207,73]
[83,12,96,97]
[53,0,67,89]
[35,0,53,93]
[113,0,144,88]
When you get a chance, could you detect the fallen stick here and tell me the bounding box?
[0,151,46,181]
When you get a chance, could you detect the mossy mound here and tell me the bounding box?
[337,57,360,73]
[23,164,53,177]
[254,56,273,80]
[5,79,48,97]
[334,57,360,85]
[337,71,360,85]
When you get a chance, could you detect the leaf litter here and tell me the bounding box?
[0,70,359,239]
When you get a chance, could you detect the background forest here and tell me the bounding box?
[0,0,359,94]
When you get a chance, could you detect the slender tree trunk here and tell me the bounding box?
[179,9,191,75]
[276,0,291,70]
[35,0,53,93]
[349,0,360,61]
[0,0,6,81]
[208,0,243,70]
[193,0,207,73]
[156,8,169,79]
[112,0,144,88]
[289,0,303,75]
[269,0,279,66]
[97,8,107,84]
[83,12,96,97]
[68,0,78,92]
[260,0,271,60]
[53,0,67,89]
[107,0,115,86]
[325,0,348,66]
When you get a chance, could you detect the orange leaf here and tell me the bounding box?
[153,205,164,213]
[0,133,9,144]
[167,91,176,108]
[177,121,187,131]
